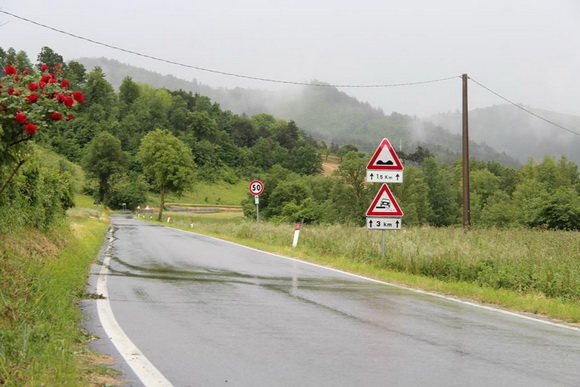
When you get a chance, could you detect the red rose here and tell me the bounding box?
[57,94,66,103]
[64,97,74,107]
[48,78,57,84]
[28,83,38,91]
[50,112,63,121]
[66,114,74,121]
[60,80,69,88]
[5,65,17,75]
[40,64,49,72]
[41,75,51,83]
[22,70,30,75]
[14,113,28,124]
[24,123,37,135]
[26,94,39,103]
[73,91,85,103]
[7,88,15,95]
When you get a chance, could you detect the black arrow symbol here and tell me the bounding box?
[396,220,400,228]
[369,219,374,228]
[396,173,400,181]
[370,173,374,180]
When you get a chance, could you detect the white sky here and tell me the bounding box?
[1,0,579,118]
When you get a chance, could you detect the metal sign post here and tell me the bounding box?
[255,195,260,233]
[249,180,264,234]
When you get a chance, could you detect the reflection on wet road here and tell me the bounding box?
[102,215,580,386]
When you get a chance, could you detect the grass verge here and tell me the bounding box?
[152,211,580,325]
[0,198,110,385]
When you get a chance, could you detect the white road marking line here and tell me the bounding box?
[173,226,580,334]
[96,229,173,387]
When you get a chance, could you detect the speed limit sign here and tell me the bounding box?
[249,180,264,196]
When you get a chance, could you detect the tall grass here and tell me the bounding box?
[161,211,580,321]
[0,212,108,385]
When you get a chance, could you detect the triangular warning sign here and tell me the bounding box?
[367,138,404,170]
[366,184,404,217]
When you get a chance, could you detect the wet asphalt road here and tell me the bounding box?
[91,215,580,386]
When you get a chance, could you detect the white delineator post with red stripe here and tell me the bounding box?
[292,223,301,248]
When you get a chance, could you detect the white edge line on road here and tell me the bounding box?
[96,228,173,387]
[172,226,580,334]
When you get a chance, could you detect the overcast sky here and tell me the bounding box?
[1,0,579,118]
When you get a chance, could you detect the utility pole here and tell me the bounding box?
[462,74,471,230]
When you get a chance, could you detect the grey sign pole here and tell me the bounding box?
[381,229,386,258]
[255,195,260,233]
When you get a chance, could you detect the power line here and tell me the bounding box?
[469,76,580,137]
[0,10,459,88]
[2,9,578,138]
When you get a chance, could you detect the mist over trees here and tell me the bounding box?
[2,47,579,231]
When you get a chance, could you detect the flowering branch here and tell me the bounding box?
[1,62,84,195]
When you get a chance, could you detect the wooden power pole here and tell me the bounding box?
[462,74,471,230]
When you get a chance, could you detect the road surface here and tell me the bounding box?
[84,215,580,386]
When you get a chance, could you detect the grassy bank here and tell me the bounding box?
[0,199,108,385]
[156,211,580,324]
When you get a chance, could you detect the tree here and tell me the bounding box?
[36,46,65,71]
[423,157,459,226]
[82,132,127,203]
[138,129,195,221]
[335,151,367,200]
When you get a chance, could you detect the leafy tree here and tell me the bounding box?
[82,132,127,202]
[277,120,300,150]
[189,110,218,139]
[336,144,358,161]
[36,46,65,71]
[289,143,322,175]
[334,151,367,200]
[232,117,258,148]
[105,172,149,210]
[138,129,195,221]
[81,67,117,119]
[527,187,580,230]
[64,60,87,87]
[423,157,459,226]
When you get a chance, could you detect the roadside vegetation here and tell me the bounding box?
[0,196,109,385]
[1,44,579,384]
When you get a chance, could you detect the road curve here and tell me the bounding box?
[87,215,580,386]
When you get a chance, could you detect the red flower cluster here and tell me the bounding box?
[4,65,17,75]
[14,112,27,124]
[25,123,37,134]
[1,63,85,137]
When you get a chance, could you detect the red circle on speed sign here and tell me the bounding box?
[249,180,264,196]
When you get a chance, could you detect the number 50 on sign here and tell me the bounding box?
[249,180,264,196]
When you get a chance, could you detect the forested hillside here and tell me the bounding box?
[76,58,519,166]
[2,46,579,231]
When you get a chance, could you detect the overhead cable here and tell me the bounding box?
[0,10,458,88]
[469,76,580,137]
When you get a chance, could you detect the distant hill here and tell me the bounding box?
[429,105,580,165]
[77,57,580,166]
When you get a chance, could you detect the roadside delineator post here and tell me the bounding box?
[292,222,301,248]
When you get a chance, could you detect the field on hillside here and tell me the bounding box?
[150,180,249,207]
